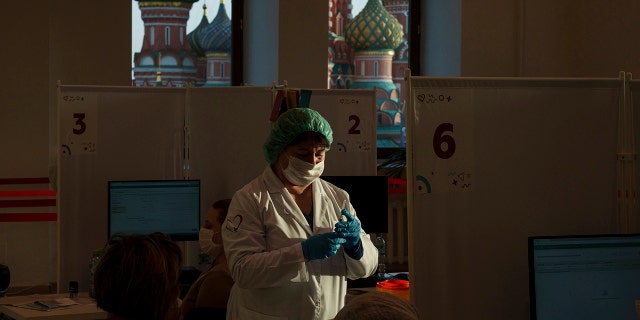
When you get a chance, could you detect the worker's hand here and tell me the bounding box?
[334,209,364,259]
[301,232,346,261]
[334,208,361,251]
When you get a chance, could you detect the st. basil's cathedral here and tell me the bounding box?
[132,0,408,146]
[132,0,231,87]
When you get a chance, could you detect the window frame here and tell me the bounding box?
[231,0,244,86]
[230,0,421,160]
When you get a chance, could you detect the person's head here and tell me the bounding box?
[199,198,232,257]
[94,232,182,320]
[335,291,419,320]
[263,108,333,186]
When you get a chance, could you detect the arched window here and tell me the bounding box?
[160,55,178,66]
[183,57,195,67]
[139,55,154,66]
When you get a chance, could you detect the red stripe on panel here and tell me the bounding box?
[0,213,57,222]
[0,190,57,197]
[0,199,57,208]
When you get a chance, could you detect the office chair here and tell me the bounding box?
[0,264,9,297]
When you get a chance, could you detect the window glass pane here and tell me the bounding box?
[131,0,233,87]
[329,0,409,150]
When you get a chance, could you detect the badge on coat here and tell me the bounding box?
[226,214,243,232]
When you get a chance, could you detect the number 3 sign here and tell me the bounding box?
[412,89,473,193]
[60,92,98,155]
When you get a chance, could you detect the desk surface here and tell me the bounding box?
[0,293,107,320]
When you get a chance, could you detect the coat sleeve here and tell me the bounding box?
[222,182,309,289]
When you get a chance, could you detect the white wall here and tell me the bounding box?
[0,1,131,289]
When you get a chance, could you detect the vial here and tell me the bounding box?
[68,281,78,299]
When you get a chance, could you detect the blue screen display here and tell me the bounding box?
[529,234,640,320]
[108,180,200,241]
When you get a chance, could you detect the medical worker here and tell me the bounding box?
[222,108,378,320]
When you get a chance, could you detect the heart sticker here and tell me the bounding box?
[226,214,243,232]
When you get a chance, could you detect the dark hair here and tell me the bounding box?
[94,232,182,320]
[212,198,232,225]
[334,291,419,320]
[288,131,330,149]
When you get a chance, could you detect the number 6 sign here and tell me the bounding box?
[60,92,98,155]
[412,88,473,193]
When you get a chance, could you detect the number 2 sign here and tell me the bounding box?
[412,89,473,193]
[60,92,98,155]
[312,94,375,154]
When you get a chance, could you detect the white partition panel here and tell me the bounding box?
[187,86,376,265]
[187,86,274,220]
[406,77,622,319]
[57,85,377,291]
[187,87,377,211]
[58,85,186,291]
[308,89,377,176]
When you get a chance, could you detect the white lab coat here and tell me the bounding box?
[222,166,378,320]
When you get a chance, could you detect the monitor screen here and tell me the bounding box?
[108,180,200,241]
[321,175,388,234]
[528,234,640,320]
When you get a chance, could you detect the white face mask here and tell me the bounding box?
[199,228,222,257]
[282,155,324,186]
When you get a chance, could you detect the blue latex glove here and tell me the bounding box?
[334,209,363,259]
[334,208,362,251]
[301,232,346,261]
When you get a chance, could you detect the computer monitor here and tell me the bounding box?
[108,180,201,241]
[528,234,640,320]
[321,175,388,234]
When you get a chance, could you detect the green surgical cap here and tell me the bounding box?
[263,108,333,164]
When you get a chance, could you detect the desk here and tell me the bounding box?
[0,293,106,320]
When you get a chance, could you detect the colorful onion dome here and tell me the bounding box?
[199,0,231,54]
[188,3,210,57]
[344,0,404,51]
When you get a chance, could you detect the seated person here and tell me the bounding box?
[180,199,234,319]
[334,291,419,320]
[93,232,182,320]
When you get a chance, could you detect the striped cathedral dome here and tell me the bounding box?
[188,3,210,57]
[199,0,231,54]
